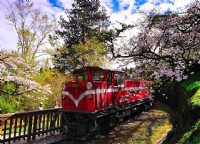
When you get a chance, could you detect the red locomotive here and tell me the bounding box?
[61,66,154,140]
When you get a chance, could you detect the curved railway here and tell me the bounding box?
[29,102,173,144]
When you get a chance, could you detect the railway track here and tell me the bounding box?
[29,102,174,144]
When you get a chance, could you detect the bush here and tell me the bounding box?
[0,96,17,113]
[181,73,200,94]
[178,119,200,144]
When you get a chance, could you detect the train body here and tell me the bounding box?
[61,66,154,140]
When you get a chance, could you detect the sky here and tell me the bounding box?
[0,0,195,52]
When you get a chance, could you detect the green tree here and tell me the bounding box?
[53,0,110,72]
[6,0,55,63]
[42,70,73,109]
[54,38,109,69]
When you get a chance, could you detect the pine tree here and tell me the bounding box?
[53,0,110,72]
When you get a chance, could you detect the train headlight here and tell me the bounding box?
[62,83,66,91]
[150,90,154,93]
[88,95,92,99]
[86,82,92,90]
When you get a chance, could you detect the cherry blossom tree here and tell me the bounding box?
[110,1,200,82]
[0,50,51,97]
[0,50,54,112]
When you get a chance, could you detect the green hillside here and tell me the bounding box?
[167,73,200,144]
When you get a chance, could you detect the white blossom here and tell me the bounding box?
[0,63,6,70]
[43,84,52,94]
[6,61,18,71]
[4,76,37,86]
[13,57,25,65]
[0,51,51,96]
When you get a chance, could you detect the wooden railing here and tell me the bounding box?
[0,108,62,144]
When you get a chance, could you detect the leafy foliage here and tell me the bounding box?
[0,95,18,113]
[44,71,73,109]
[32,67,72,109]
[182,74,200,94]
[190,89,200,108]
[72,38,108,67]
[181,73,200,108]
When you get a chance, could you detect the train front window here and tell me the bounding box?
[92,69,104,81]
[77,71,88,82]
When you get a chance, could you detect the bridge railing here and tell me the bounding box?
[0,108,62,144]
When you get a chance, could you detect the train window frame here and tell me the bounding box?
[92,69,104,81]
[113,72,125,87]
[107,71,112,86]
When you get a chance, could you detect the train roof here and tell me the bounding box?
[73,66,125,74]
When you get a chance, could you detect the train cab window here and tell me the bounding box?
[92,69,104,81]
[114,72,125,86]
[77,71,88,82]
[107,72,112,86]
